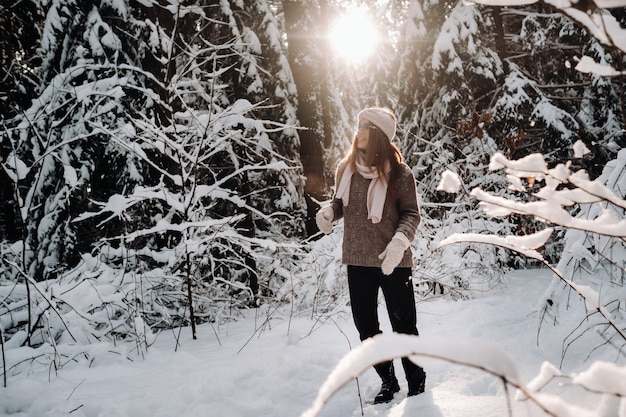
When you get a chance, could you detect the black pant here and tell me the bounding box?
[347,265,423,381]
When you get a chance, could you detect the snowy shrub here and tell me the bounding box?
[557,149,626,283]
[414,210,512,299]
[441,147,626,363]
[287,225,350,321]
[542,149,626,363]
[405,130,516,299]
[0,1,307,353]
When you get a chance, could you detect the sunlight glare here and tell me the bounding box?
[329,9,379,63]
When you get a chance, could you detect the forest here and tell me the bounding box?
[0,0,626,414]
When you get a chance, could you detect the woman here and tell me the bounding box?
[315,107,426,404]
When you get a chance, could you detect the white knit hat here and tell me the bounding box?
[357,107,396,141]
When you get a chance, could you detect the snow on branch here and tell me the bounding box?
[472,151,626,238]
[301,333,521,417]
[572,361,626,396]
[574,56,625,77]
[300,332,618,417]
[438,228,553,260]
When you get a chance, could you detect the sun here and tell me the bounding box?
[329,9,379,63]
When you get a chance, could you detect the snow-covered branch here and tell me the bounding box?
[301,332,622,417]
[437,147,626,363]
[472,150,626,238]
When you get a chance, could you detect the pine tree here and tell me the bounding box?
[393,1,513,296]
[491,6,579,162]
[1,0,308,344]
[575,35,625,177]
[490,4,623,169]
[230,0,307,237]
[4,0,133,282]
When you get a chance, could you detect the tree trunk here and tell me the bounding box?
[282,1,325,189]
[319,0,333,149]
[283,0,328,235]
[491,6,506,61]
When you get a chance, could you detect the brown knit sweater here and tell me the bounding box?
[329,160,421,268]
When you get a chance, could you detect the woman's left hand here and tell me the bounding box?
[378,233,410,275]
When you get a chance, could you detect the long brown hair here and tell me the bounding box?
[344,123,404,186]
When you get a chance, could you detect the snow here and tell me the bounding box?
[438,228,551,260]
[489,151,548,176]
[403,1,426,39]
[575,56,625,77]
[572,362,626,396]
[436,169,462,193]
[472,151,626,237]
[2,153,29,181]
[302,333,522,417]
[4,1,626,416]
[0,269,619,417]
[571,140,590,159]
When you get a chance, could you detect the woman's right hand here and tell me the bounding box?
[315,206,334,234]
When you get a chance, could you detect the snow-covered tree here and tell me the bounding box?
[461,0,626,359]
[4,0,126,282]
[543,149,626,361]
[0,0,308,346]
[393,1,514,296]
[487,3,624,172]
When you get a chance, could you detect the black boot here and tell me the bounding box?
[406,367,426,397]
[373,361,400,404]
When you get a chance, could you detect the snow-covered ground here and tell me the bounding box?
[0,269,607,417]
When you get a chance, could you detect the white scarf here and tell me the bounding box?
[336,159,389,224]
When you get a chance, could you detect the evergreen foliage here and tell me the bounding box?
[395,1,514,296]
[1,0,306,346]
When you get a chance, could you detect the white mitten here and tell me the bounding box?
[315,205,334,234]
[378,232,411,275]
